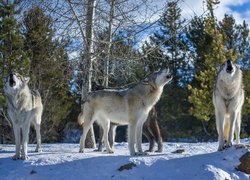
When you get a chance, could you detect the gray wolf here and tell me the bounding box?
[213,59,244,151]
[97,107,163,152]
[4,72,43,160]
[78,68,172,155]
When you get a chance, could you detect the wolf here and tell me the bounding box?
[213,59,244,151]
[78,68,172,155]
[97,107,163,153]
[4,72,43,160]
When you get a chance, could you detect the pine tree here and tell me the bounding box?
[150,0,188,85]
[23,6,73,142]
[187,16,213,76]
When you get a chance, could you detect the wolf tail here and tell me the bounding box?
[224,113,230,141]
[78,111,85,125]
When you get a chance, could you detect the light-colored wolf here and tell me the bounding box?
[213,59,244,151]
[78,68,172,155]
[4,72,43,160]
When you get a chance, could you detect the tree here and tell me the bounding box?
[150,0,189,85]
[0,0,30,143]
[23,6,73,142]
[187,16,213,75]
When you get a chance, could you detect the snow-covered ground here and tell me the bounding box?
[0,139,249,180]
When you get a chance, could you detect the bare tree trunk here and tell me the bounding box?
[103,0,115,87]
[84,0,97,148]
[67,0,96,148]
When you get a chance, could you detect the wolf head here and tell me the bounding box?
[4,72,30,96]
[143,68,172,88]
[217,59,241,84]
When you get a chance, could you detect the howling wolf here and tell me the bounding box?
[78,68,172,155]
[4,72,43,160]
[213,59,244,151]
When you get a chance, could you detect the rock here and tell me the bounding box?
[30,170,37,175]
[237,152,250,174]
[118,162,136,171]
[173,149,185,154]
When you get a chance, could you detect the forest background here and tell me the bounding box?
[0,0,249,146]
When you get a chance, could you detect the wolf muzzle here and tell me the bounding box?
[226,59,233,73]
[9,73,16,87]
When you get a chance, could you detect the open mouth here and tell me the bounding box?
[9,80,16,87]
[226,60,233,73]
[226,66,233,73]
[9,73,16,87]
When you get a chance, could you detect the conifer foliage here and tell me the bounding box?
[23,6,73,142]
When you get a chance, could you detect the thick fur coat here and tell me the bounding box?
[4,72,43,160]
[213,60,244,151]
[78,68,172,155]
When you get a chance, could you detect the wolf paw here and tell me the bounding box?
[12,154,21,160]
[79,149,84,153]
[225,142,233,148]
[107,149,114,154]
[218,144,226,151]
[21,155,29,160]
[155,149,163,153]
[145,149,153,153]
[35,148,42,153]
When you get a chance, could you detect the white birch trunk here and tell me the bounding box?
[67,0,96,148]
[103,0,115,87]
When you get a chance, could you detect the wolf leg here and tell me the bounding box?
[102,121,113,153]
[34,122,42,152]
[96,125,103,152]
[223,114,230,145]
[135,121,143,153]
[215,109,226,151]
[21,123,31,160]
[128,123,136,156]
[235,112,241,144]
[226,111,237,147]
[12,124,21,160]
[143,123,155,152]
[149,117,163,152]
[109,124,117,148]
[136,117,148,155]
[79,120,92,153]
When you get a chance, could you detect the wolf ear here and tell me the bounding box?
[24,77,30,83]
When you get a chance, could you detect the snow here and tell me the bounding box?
[0,140,249,180]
